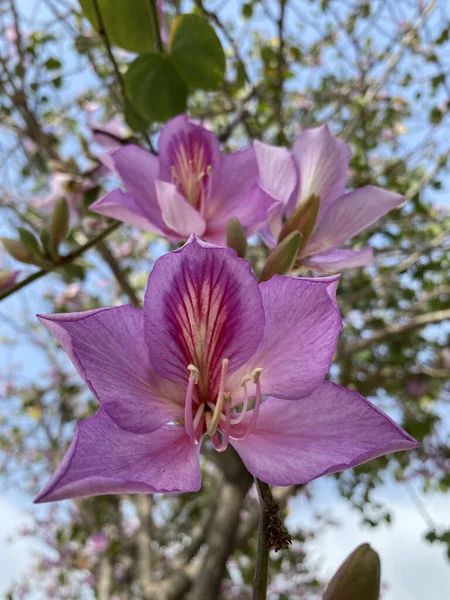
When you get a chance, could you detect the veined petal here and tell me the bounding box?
[231,383,418,487]
[38,306,184,433]
[107,145,165,229]
[90,189,166,236]
[292,125,351,220]
[254,140,297,206]
[302,247,374,273]
[144,236,265,398]
[229,274,342,400]
[156,181,206,238]
[158,115,221,210]
[306,186,403,256]
[34,409,201,503]
[206,183,276,245]
[206,147,257,215]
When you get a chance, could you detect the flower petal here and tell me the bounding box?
[107,145,165,230]
[34,409,201,503]
[231,383,418,486]
[229,274,342,400]
[144,236,265,397]
[38,306,184,433]
[91,189,166,235]
[156,181,206,238]
[292,125,351,219]
[302,247,374,273]
[254,140,297,206]
[158,115,221,203]
[306,186,403,256]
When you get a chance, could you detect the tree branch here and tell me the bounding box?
[136,495,154,599]
[0,222,121,302]
[345,309,450,354]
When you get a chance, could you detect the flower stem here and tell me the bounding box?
[252,478,292,600]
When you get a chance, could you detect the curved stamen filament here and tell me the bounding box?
[184,364,199,442]
[230,384,249,425]
[211,401,231,452]
[207,358,229,436]
[232,370,263,441]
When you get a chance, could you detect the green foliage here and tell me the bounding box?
[169,14,226,91]
[79,0,154,53]
[125,53,188,123]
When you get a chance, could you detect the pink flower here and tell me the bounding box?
[254,125,403,273]
[34,237,417,503]
[34,172,94,226]
[90,115,274,245]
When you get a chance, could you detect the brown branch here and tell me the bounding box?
[345,309,450,354]
[97,555,113,600]
[274,0,288,144]
[136,495,153,599]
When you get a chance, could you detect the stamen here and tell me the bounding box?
[184,364,199,442]
[211,400,231,452]
[207,358,229,436]
[193,402,205,430]
[232,370,263,441]
[230,384,249,425]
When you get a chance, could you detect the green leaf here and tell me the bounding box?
[44,57,62,70]
[124,99,149,133]
[125,53,187,123]
[79,0,154,53]
[169,14,225,91]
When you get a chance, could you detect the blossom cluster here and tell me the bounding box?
[35,116,417,503]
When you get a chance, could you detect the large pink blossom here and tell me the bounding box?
[35,237,417,502]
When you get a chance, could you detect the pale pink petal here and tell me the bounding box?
[292,124,351,219]
[254,140,297,206]
[231,383,418,486]
[38,306,184,434]
[34,409,201,502]
[91,189,166,236]
[306,186,403,255]
[302,247,374,273]
[229,275,342,400]
[156,181,206,238]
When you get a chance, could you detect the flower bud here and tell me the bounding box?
[323,543,381,600]
[1,237,42,266]
[226,217,248,258]
[0,269,18,291]
[49,197,70,256]
[18,227,44,258]
[278,193,319,248]
[259,231,302,282]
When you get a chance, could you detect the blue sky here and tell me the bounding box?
[1,0,449,598]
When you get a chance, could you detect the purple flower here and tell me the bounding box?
[90,115,274,245]
[34,237,417,502]
[254,125,403,273]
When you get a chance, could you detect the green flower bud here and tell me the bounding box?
[226,217,248,258]
[18,227,44,258]
[259,231,302,282]
[323,543,381,600]
[278,193,320,250]
[1,237,41,266]
[49,197,70,256]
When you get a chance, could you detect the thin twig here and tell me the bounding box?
[253,478,291,600]
[148,0,164,53]
[91,0,125,98]
[0,222,121,302]
[95,240,141,307]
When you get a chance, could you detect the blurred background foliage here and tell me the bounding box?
[0,0,449,598]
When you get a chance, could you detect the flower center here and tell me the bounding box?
[184,359,263,452]
[170,141,212,210]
